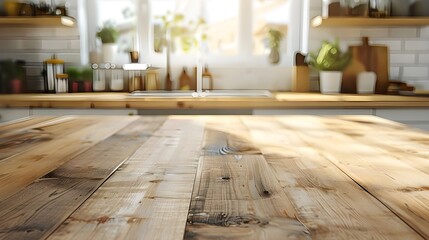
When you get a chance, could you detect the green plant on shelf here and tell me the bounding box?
[306,39,352,71]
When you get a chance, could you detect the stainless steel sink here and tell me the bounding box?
[128,90,273,98]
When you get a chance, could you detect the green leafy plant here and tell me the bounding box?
[97,21,119,44]
[66,67,81,81]
[81,68,93,82]
[154,12,206,53]
[307,40,352,71]
[267,29,284,50]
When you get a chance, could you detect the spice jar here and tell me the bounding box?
[55,73,68,93]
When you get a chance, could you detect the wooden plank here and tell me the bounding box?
[0,116,138,201]
[0,117,98,162]
[241,116,423,239]
[48,116,205,240]
[185,116,310,240]
[0,116,56,133]
[0,117,166,240]
[275,115,429,239]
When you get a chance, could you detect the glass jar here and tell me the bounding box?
[92,63,108,92]
[340,0,369,16]
[370,0,391,17]
[109,64,124,91]
[55,73,68,93]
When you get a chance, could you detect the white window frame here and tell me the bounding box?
[80,0,308,68]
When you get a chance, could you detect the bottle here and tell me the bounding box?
[179,67,192,90]
[202,65,213,91]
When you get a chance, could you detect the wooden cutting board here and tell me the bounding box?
[342,37,389,94]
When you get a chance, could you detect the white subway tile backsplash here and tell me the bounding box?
[390,54,416,64]
[21,40,43,50]
[42,40,69,50]
[390,67,401,80]
[389,28,418,38]
[70,40,80,50]
[403,67,429,78]
[419,54,429,64]
[372,40,402,51]
[360,28,390,38]
[405,41,429,51]
[419,26,429,38]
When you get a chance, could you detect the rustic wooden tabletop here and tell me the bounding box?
[0,115,428,239]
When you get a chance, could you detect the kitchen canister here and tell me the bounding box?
[44,55,65,93]
[410,0,429,16]
[357,72,376,94]
[391,0,411,16]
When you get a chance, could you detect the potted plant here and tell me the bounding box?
[81,68,93,92]
[267,28,284,64]
[66,67,81,92]
[97,21,119,63]
[1,60,25,93]
[307,39,351,94]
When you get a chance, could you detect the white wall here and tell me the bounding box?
[0,0,81,92]
[309,0,429,90]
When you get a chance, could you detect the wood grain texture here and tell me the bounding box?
[48,116,206,240]
[0,115,428,240]
[241,116,423,239]
[0,117,167,240]
[185,116,310,240]
[0,116,137,201]
[286,116,429,239]
[1,93,429,109]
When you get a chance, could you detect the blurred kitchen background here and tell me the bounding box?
[1,0,429,93]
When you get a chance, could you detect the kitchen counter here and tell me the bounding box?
[1,115,428,239]
[0,92,429,109]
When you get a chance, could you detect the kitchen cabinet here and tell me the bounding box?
[31,108,138,117]
[311,16,429,27]
[375,108,429,131]
[0,108,31,123]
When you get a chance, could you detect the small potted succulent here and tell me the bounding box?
[307,39,351,94]
[97,21,119,63]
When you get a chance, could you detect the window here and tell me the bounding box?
[83,0,304,67]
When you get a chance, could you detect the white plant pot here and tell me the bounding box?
[102,43,118,63]
[357,71,376,94]
[319,71,342,94]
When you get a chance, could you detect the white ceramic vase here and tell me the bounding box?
[357,71,377,94]
[101,43,118,63]
[319,71,342,94]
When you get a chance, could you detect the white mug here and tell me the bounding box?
[357,72,377,94]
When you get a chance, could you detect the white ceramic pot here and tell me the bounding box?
[357,71,377,94]
[101,43,118,63]
[319,71,342,94]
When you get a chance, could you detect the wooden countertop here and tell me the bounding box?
[1,115,428,239]
[1,92,429,109]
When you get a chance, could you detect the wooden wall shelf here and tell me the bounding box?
[0,16,76,27]
[311,16,429,28]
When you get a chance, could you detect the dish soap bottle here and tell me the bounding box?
[179,67,192,90]
[202,64,213,90]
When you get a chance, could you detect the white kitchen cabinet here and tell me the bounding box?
[253,109,374,115]
[0,108,31,123]
[31,108,138,116]
[375,108,429,131]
